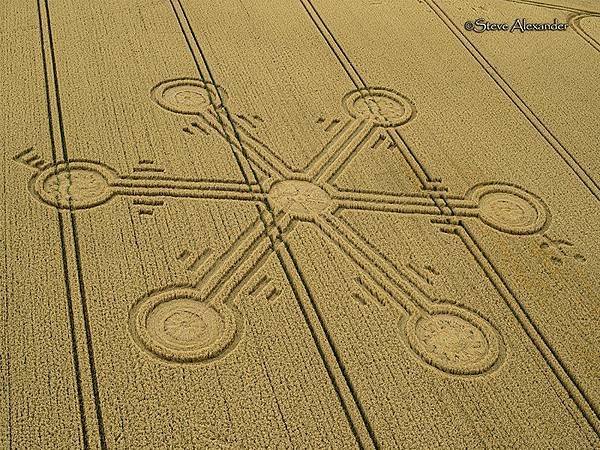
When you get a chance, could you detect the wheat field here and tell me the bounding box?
[1,0,599,448]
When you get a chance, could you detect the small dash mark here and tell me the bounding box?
[178,249,191,261]
[249,275,270,297]
[371,133,386,150]
[425,265,439,276]
[14,147,35,160]
[438,226,457,235]
[408,261,434,285]
[133,166,165,173]
[352,292,367,305]
[236,114,257,129]
[324,119,340,132]
[186,248,212,272]
[265,286,280,302]
[133,198,164,206]
[13,147,48,169]
[191,122,209,135]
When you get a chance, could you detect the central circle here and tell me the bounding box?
[173,90,207,107]
[478,191,542,235]
[415,314,488,365]
[268,180,331,221]
[129,289,238,364]
[163,310,207,343]
[480,194,535,227]
[146,297,224,351]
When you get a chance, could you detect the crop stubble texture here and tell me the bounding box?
[2,0,599,447]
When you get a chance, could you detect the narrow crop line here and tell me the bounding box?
[277,244,379,449]
[458,225,600,434]
[504,0,596,15]
[3,168,12,448]
[168,1,375,447]
[424,0,600,201]
[36,0,88,447]
[299,0,599,436]
[37,0,108,448]
[570,14,600,53]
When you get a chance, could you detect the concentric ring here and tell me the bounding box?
[129,288,237,363]
[343,87,414,127]
[151,78,226,115]
[467,183,549,235]
[404,304,502,375]
[31,161,117,210]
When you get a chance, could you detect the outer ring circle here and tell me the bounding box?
[342,87,415,127]
[32,160,117,210]
[404,303,503,376]
[151,78,226,115]
[467,183,549,235]
[129,288,237,364]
